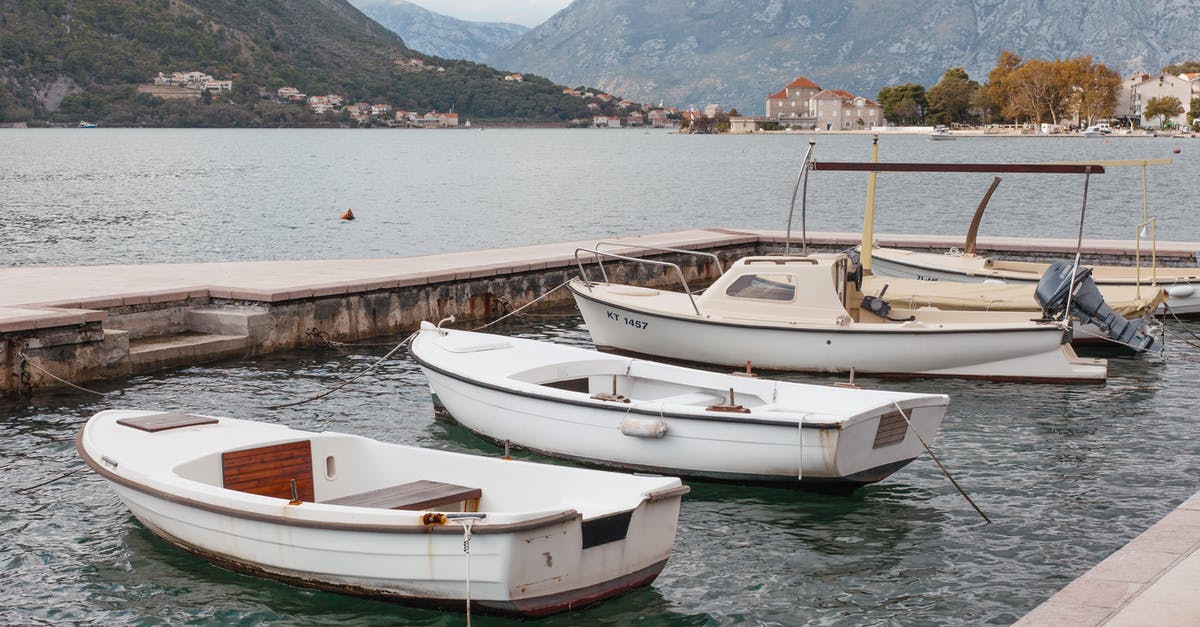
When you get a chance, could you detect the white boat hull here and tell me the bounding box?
[570,283,1104,382]
[411,329,947,487]
[78,410,686,616]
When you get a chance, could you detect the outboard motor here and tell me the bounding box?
[1035,260,1157,352]
[861,284,915,322]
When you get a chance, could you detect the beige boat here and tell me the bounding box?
[861,273,1166,345]
[870,246,1198,314]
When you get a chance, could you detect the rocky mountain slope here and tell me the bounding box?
[491,0,1200,113]
[351,0,528,63]
[0,0,589,125]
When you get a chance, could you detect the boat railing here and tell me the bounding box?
[574,247,701,315]
[592,241,725,275]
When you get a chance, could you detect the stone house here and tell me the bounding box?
[765,76,820,120]
[812,89,882,130]
[765,77,881,130]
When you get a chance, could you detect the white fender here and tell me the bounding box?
[1167,284,1195,298]
[619,417,668,438]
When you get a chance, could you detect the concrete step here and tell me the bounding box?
[127,331,252,373]
[187,307,270,337]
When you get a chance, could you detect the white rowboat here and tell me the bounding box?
[409,322,950,488]
[77,409,687,617]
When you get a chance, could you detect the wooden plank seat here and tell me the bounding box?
[322,479,481,512]
[222,440,315,501]
[118,412,219,432]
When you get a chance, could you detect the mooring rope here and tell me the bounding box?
[469,279,572,331]
[892,402,992,525]
[265,280,571,410]
[460,517,476,626]
[263,330,418,410]
[14,465,87,494]
[17,353,111,397]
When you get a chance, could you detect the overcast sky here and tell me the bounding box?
[405,0,572,27]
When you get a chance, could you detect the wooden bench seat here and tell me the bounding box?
[323,480,481,512]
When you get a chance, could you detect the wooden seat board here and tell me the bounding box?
[324,479,481,511]
[116,412,219,432]
[222,440,314,501]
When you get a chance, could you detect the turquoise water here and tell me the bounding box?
[2,129,1199,624]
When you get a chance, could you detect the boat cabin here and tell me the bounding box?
[695,254,867,323]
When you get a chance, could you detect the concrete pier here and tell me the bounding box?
[3,227,1198,398]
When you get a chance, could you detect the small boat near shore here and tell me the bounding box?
[77,409,688,617]
[409,322,950,489]
[568,250,1109,382]
[929,126,955,140]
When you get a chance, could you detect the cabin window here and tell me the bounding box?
[325,455,337,480]
[725,273,796,301]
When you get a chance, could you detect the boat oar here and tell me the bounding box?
[892,402,991,525]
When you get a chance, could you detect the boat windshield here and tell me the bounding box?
[724,273,796,301]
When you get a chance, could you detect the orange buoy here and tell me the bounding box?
[1173,147,1181,154]
[340,208,355,220]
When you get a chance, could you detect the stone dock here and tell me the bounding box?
[3,227,1197,399]
[3,226,1200,623]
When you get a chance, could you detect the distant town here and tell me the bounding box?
[65,55,1200,134]
[132,66,684,130]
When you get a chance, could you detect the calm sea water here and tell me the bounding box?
[0,128,1196,266]
[2,129,1200,625]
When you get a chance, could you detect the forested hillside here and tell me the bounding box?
[0,0,593,125]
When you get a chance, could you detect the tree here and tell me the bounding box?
[1190,97,1200,127]
[926,67,979,124]
[1005,59,1073,125]
[969,83,1000,124]
[1143,96,1184,128]
[1162,61,1200,76]
[985,50,1023,122]
[1066,56,1120,126]
[876,83,926,125]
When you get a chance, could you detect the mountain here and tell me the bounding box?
[0,0,591,125]
[351,0,528,64]
[491,0,1200,114]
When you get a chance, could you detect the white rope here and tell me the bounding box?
[459,517,479,625]
[17,353,110,397]
[470,279,572,331]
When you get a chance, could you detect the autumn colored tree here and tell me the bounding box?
[985,50,1023,122]
[1143,96,1184,129]
[1066,56,1120,126]
[926,67,979,124]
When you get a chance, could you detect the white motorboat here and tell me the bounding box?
[929,126,955,140]
[409,322,949,489]
[77,409,688,617]
[567,251,1107,382]
[870,246,1200,315]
